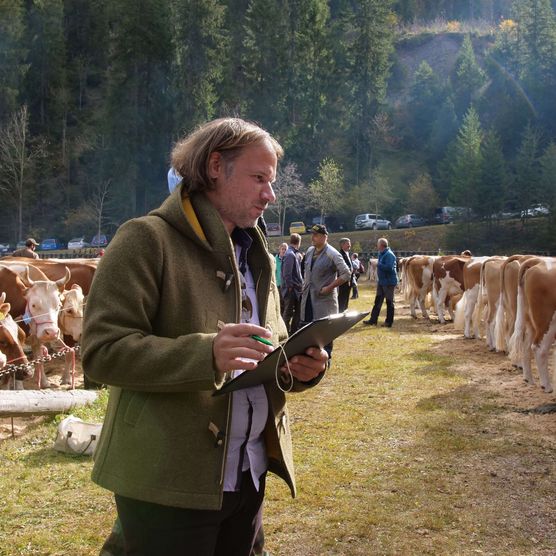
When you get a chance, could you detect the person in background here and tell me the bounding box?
[300,224,351,358]
[350,253,364,299]
[337,238,352,312]
[275,242,288,300]
[83,117,327,556]
[13,238,39,259]
[364,237,397,327]
[281,233,303,334]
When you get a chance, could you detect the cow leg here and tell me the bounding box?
[409,292,417,319]
[521,326,535,385]
[418,287,430,319]
[435,287,447,324]
[532,314,556,393]
[32,343,52,389]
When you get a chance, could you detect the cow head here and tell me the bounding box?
[59,284,84,342]
[0,292,30,382]
[19,267,70,342]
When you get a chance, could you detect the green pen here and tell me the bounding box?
[251,334,273,346]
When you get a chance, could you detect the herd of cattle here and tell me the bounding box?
[399,252,556,394]
[0,257,96,390]
[0,252,554,396]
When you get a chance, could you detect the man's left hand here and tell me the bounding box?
[281,347,328,382]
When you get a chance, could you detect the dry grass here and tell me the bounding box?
[1,282,556,555]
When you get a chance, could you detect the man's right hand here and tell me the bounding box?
[213,323,274,373]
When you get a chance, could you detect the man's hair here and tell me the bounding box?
[171,118,283,194]
[378,237,389,248]
[290,233,301,246]
[340,238,350,246]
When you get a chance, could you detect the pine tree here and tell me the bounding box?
[0,0,27,121]
[451,35,486,117]
[170,0,228,128]
[512,123,542,221]
[409,61,443,144]
[478,130,507,220]
[344,0,395,185]
[539,141,556,207]
[447,106,483,216]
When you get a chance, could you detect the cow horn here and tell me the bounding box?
[56,267,71,290]
[0,292,5,304]
[20,267,34,287]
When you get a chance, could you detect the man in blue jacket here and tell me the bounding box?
[364,237,398,327]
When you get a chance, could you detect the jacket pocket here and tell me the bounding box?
[123,392,150,426]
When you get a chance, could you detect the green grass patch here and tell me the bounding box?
[1,283,555,554]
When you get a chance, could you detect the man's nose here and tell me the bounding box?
[261,182,276,204]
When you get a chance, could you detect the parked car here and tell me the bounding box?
[394,214,428,228]
[289,221,306,235]
[91,233,109,247]
[433,206,468,225]
[15,240,27,250]
[266,222,282,237]
[68,237,90,250]
[0,243,13,255]
[354,213,391,230]
[521,204,550,218]
[39,238,64,251]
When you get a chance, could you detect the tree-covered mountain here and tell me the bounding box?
[0,0,555,244]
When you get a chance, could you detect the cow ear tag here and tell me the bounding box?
[0,313,5,321]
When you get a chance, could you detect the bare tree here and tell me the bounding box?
[0,105,45,240]
[272,162,307,234]
[89,178,112,243]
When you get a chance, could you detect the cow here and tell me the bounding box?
[432,254,471,323]
[58,284,85,386]
[481,257,507,350]
[0,257,97,295]
[404,255,436,319]
[493,255,537,358]
[453,256,489,337]
[0,266,71,388]
[0,292,30,389]
[366,258,378,282]
[508,257,556,390]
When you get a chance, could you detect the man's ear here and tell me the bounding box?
[208,152,222,180]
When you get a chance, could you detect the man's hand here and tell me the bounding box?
[281,347,328,382]
[213,323,274,373]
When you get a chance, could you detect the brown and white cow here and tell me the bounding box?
[493,255,537,357]
[404,255,436,319]
[508,257,556,390]
[453,256,490,338]
[432,254,471,323]
[0,292,30,389]
[58,284,85,386]
[1,256,97,295]
[0,266,70,388]
[481,257,507,350]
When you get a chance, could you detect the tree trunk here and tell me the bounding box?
[0,390,98,417]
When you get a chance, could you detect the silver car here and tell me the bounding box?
[354,213,391,230]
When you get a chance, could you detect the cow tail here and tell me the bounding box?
[454,290,467,331]
[493,264,507,352]
[508,274,526,365]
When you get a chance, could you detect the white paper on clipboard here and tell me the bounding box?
[213,311,369,396]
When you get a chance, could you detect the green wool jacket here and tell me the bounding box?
[82,186,321,510]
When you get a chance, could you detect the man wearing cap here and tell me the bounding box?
[300,225,351,349]
[13,238,39,259]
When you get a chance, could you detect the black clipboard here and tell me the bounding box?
[214,311,369,396]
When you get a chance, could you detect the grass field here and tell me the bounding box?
[1,281,555,555]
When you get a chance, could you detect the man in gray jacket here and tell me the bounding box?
[300,225,351,357]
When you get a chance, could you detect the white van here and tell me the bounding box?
[354,213,391,230]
